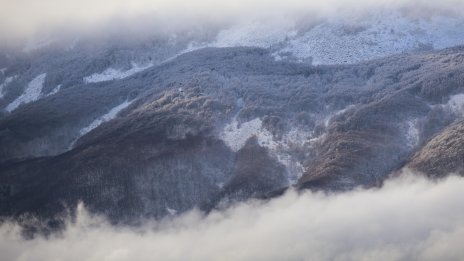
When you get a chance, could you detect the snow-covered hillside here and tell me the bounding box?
[208,11,464,64]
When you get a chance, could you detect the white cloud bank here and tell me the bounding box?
[1,173,464,261]
[1,0,464,39]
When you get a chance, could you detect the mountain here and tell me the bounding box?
[0,11,464,229]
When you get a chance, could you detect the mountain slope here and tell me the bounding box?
[1,46,464,224]
[407,120,464,177]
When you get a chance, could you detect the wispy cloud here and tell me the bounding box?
[1,0,463,39]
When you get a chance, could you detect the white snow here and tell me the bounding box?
[201,11,464,65]
[220,117,312,182]
[446,93,464,116]
[274,12,464,65]
[274,128,313,181]
[47,84,62,96]
[6,73,46,112]
[166,207,177,216]
[83,62,152,83]
[405,120,419,148]
[77,100,133,138]
[220,117,275,152]
[0,75,16,99]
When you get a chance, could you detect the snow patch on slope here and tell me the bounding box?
[274,128,312,182]
[6,73,46,112]
[47,84,62,96]
[405,120,420,148]
[220,117,275,152]
[83,62,152,83]
[70,100,134,148]
[446,93,464,116]
[220,117,312,182]
[166,207,178,216]
[0,75,16,99]
[79,100,133,137]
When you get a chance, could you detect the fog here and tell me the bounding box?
[1,0,464,40]
[1,172,463,261]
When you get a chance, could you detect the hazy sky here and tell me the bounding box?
[1,0,463,39]
[1,173,464,261]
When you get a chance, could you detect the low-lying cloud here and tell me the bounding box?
[1,0,464,40]
[1,173,464,261]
